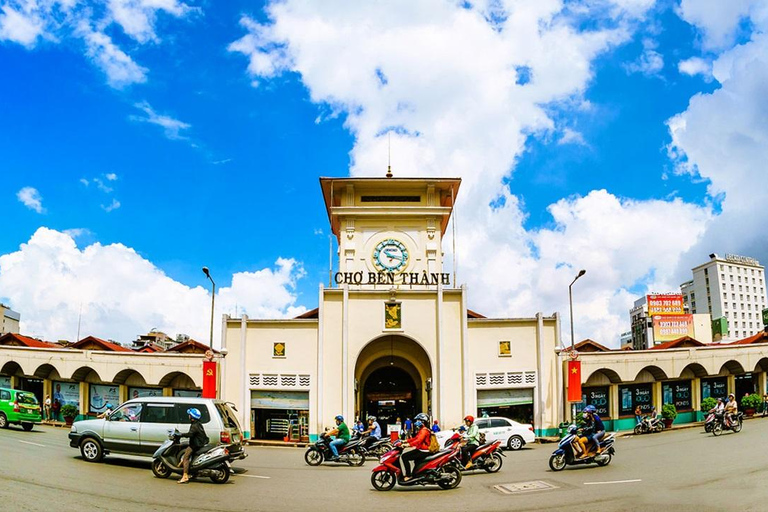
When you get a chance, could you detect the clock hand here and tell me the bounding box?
[383,250,403,261]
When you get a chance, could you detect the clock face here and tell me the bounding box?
[373,239,409,272]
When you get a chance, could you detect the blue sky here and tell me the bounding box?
[1,0,766,346]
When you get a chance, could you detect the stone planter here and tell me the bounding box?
[663,418,674,429]
[745,408,755,417]
[64,416,75,427]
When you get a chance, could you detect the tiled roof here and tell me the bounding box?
[0,333,57,348]
[70,336,133,352]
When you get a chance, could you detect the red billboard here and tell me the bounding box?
[653,314,694,342]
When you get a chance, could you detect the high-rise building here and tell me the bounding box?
[0,304,20,335]
[681,253,767,341]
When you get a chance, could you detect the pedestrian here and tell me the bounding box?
[763,394,768,417]
[404,417,412,438]
[51,398,61,422]
[395,417,402,439]
[431,419,440,432]
[634,405,642,425]
[44,395,51,421]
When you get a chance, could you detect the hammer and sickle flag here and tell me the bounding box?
[567,360,582,403]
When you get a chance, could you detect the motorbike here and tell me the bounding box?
[633,416,664,435]
[548,425,615,471]
[361,434,393,457]
[152,429,233,483]
[704,408,718,433]
[712,411,743,436]
[304,432,366,466]
[370,441,463,491]
[443,432,504,473]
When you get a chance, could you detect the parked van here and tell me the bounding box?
[68,397,246,463]
[0,387,42,431]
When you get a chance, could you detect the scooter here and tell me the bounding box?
[370,441,463,491]
[704,408,718,433]
[548,425,615,471]
[363,434,394,457]
[304,433,366,466]
[443,432,504,473]
[633,416,664,434]
[152,429,232,483]
[712,411,743,436]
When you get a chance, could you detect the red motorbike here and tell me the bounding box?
[370,441,463,491]
[444,432,504,473]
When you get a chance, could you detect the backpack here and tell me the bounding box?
[428,432,440,453]
[479,432,486,445]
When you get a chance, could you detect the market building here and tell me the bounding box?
[221,175,564,442]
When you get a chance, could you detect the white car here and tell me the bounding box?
[436,416,536,451]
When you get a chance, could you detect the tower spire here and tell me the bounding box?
[386,131,393,178]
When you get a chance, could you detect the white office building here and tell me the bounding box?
[681,254,767,341]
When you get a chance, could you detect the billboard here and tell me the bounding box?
[647,294,685,316]
[653,314,694,342]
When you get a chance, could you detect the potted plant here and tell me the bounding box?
[61,404,79,426]
[661,403,677,428]
[741,393,761,417]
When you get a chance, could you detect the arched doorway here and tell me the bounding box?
[355,335,432,430]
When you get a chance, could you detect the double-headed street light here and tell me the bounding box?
[202,266,215,348]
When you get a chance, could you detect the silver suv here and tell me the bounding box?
[68,397,246,463]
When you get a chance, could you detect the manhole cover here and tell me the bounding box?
[494,480,559,495]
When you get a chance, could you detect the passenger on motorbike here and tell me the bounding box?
[362,416,382,449]
[724,393,738,427]
[401,413,431,481]
[579,405,605,458]
[461,415,481,469]
[326,415,350,461]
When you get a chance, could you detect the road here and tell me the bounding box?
[1,419,767,512]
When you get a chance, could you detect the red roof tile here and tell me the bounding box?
[729,330,768,345]
[70,336,132,352]
[650,336,706,350]
[166,339,218,354]
[0,333,57,348]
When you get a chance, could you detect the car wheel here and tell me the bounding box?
[210,464,230,484]
[80,438,104,462]
[21,422,33,432]
[0,412,8,429]
[507,435,524,451]
[152,459,172,478]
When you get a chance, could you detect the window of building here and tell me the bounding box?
[705,268,709,275]
[721,274,725,281]
[731,284,735,291]
[752,269,755,275]
[729,265,733,271]
[742,313,745,319]
[738,276,742,282]
[737,268,741,274]
[730,275,733,282]
[739,285,743,291]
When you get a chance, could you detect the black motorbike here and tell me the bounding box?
[152,429,233,483]
[304,433,366,466]
[712,411,743,436]
[361,433,393,457]
[549,426,615,471]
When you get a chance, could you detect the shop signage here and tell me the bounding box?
[579,387,609,418]
[663,381,692,411]
[647,294,685,316]
[701,377,728,400]
[53,381,80,408]
[763,308,768,327]
[653,314,694,342]
[725,254,759,266]
[89,384,119,413]
[619,384,652,416]
[335,271,451,286]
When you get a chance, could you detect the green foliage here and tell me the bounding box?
[700,397,717,412]
[741,393,762,410]
[661,403,677,420]
[61,404,79,418]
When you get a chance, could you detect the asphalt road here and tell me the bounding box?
[1,419,768,512]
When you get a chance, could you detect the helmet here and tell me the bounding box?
[584,405,596,414]
[187,408,201,420]
[464,415,475,424]
[414,413,429,423]
[105,403,113,409]
[568,424,578,434]
[335,415,344,422]
[367,416,376,422]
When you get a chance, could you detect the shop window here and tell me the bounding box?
[619,384,652,417]
[662,381,692,411]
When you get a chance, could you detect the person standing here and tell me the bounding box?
[431,420,440,433]
[51,399,61,422]
[404,417,412,439]
[43,395,52,421]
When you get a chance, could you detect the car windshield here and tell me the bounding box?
[17,393,38,405]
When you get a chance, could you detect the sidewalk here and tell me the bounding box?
[246,439,309,448]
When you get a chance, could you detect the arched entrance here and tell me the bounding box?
[355,335,432,429]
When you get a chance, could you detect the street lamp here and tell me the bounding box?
[569,269,586,351]
[202,267,215,348]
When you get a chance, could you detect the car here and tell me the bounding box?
[435,416,536,450]
[68,396,247,463]
[0,387,42,431]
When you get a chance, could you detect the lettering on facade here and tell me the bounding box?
[334,271,451,286]
[724,254,760,266]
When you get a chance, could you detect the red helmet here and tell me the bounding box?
[464,415,474,424]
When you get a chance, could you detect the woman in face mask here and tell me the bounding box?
[577,405,605,458]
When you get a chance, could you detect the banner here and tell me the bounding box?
[128,387,162,400]
[89,384,119,413]
[202,361,217,399]
[567,360,582,402]
[653,314,694,342]
[53,381,80,408]
[647,294,685,316]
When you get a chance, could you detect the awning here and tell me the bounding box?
[477,388,533,407]
[251,390,309,410]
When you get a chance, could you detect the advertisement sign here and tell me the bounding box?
[173,389,202,398]
[567,360,582,402]
[52,381,80,408]
[647,294,685,316]
[662,381,692,411]
[0,376,10,388]
[578,387,609,418]
[202,361,217,399]
[653,314,694,342]
[701,377,728,400]
[619,384,653,416]
[89,384,119,413]
[128,387,162,400]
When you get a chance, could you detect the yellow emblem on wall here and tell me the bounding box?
[273,342,286,357]
[499,341,511,357]
[384,302,402,329]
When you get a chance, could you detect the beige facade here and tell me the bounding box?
[1,304,20,335]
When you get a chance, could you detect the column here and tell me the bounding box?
[240,315,249,439]
[609,383,619,430]
[727,374,736,395]
[79,382,88,418]
[119,385,128,405]
[342,285,349,419]
[652,381,662,410]
[692,377,702,420]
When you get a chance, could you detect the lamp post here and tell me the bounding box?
[568,269,586,422]
[202,267,215,348]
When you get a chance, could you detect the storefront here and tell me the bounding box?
[701,377,728,400]
[476,388,534,425]
[662,380,694,423]
[619,383,653,417]
[578,386,610,418]
[251,390,309,442]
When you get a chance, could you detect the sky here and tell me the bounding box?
[1,0,767,348]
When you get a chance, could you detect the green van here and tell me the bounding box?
[0,387,42,431]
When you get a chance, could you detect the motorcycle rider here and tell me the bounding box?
[326,415,350,460]
[178,408,209,484]
[401,413,431,481]
[724,393,738,427]
[461,415,481,469]
[579,405,605,458]
[362,416,382,449]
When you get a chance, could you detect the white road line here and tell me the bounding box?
[235,474,271,479]
[17,440,46,448]
[584,479,641,485]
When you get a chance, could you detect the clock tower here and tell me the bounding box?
[320,176,461,289]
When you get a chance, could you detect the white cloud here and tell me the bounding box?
[0,228,306,345]
[80,178,90,186]
[101,198,121,212]
[62,228,92,240]
[105,173,118,181]
[226,1,720,348]
[79,23,148,88]
[677,0,766,50]
[131,101,191,140]
[0,3,44,47]
[624,38,664,76]
[558,127,587,146]
[678,56,712,79]
[16,186,45,213]
[108,0,195,44]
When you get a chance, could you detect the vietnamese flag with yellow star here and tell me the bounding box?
[567,360,582,402]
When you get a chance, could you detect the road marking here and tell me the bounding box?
[17,440,46,447]
[584,479,641,485]
[235,474,271,479]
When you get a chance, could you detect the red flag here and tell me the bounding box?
[202,361,217,399]
[567,360,582,402]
